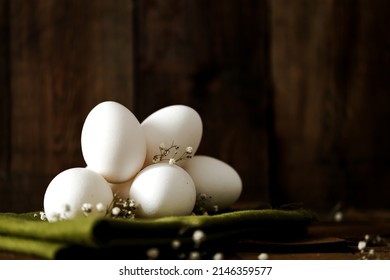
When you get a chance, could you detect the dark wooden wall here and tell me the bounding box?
[1,0,389,213]
[270,0,390,211]
[134,0,271,207]
[0,0,135,212]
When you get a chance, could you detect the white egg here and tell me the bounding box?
[129,163,196,218]
[141,105,202,166]
[181,155,242,211]
[81,101,146,183]
[44,168,113,222]
[109,178,133,200]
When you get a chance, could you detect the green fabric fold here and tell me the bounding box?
[0,209,316,259]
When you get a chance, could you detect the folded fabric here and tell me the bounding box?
[0,209,316,259]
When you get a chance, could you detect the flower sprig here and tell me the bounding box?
[152,142,193,165]
[192,193,219,215]
[79,194,138,219]
[109,195,138,219]
[36,196,138,221]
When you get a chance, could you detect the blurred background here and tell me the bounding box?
[0,0,389,214]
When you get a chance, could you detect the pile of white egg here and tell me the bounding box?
[43,101,242,222]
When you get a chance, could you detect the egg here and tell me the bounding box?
[141,105,202,166]
[43,168,113,222]
[129,163,196,218]
[109,178,133,200]
[81,101,146,183]
[181,155,242,211]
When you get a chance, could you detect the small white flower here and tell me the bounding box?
[193,229,206,244]
[258,253,269,260]
[129,199,136,208]
[39,211,47,221]
[213,252,224,260]
[146,248,159,259]
[111,207,121,216]
[334,211,343,222]
[358,241,367,251]
[96,203,106,213]
[171,239,181,250]
[189,251,201,260]
[152,158,160,163]
[153,142,193,165]
[127,210,135,218]
[81,203,93,213]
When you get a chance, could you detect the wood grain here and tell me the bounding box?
[1,0,390,213]
[0,0,10,179]
[134,0,271,205]
[1,0,135,212]
[270,0,390,210]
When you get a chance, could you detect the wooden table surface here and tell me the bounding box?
[234,209,390,260]
[1,209,389,260]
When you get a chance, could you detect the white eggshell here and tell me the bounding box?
[81,101,146,183]
[141,105,202,166]
[109,178,133,200]
[181,155,242,211]
[44,168,113,222]
[129,163,196,218]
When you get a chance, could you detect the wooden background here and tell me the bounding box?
[0,0,389,213]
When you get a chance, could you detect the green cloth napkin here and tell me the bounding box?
[0,209,316,259]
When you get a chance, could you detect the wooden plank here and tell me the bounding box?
[5,0,135,212]
[270,0,390,211]
[134,0,272,206]
[3,0,389,214]
[270,0,334,210]
[0,0,10,179]
[337,0,390,209]
[0,0,12,212]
